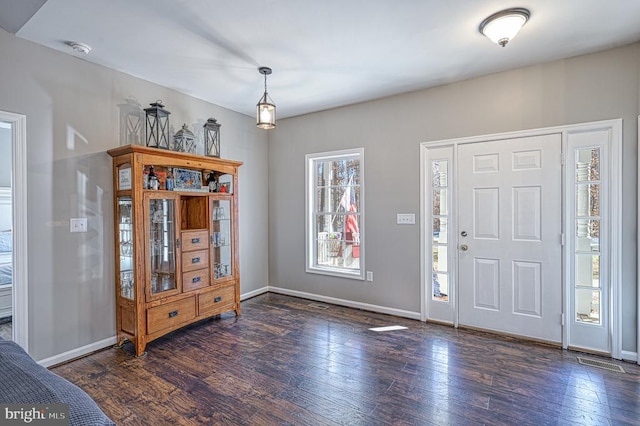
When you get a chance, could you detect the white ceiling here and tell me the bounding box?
[4,0,640,119]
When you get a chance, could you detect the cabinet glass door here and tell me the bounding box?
[146,194,179,296]
[211,198,233,281]
[118,197,134,299]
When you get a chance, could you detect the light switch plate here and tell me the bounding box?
[396,213,415,225]
[70,218,88,233]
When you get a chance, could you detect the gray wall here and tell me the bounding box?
[0,28,269,361]
[269,43,640,353]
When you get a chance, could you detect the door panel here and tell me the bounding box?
[513,261,541,316]
[513,186,541,240]
[458,134,562,343]
[474,188,500,238]
[474,258,500,310]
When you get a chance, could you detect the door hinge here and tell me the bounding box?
[561,313,565,326]
[560,233,565,246]
[560,153,565,166]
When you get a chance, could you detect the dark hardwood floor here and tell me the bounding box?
[52,293,640,425]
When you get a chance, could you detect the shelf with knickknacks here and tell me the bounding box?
[205,170,232,193]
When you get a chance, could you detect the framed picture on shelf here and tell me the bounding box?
[173,168,203,190]
[217,175,233,194]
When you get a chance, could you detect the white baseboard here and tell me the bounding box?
[38,336,117,368]
[620,350,638,363]
[241,286,269,300]
[268,286,421,320]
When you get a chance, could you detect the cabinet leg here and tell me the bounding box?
[135,340,147,357]
[114,337,129,349]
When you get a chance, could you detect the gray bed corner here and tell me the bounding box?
[0,338,115,425]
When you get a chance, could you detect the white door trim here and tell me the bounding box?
[420,119,622,357]
[0,111,28,352]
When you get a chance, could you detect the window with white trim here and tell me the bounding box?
[306,148,364,280]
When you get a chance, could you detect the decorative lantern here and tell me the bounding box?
[118,97,144,146]
[203,118,221,158]
[173,124,196,153]
[144,100,171,149]
[256,67,276,129]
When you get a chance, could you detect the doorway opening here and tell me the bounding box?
[0,111,28,352]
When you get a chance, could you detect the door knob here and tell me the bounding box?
[461,231,468,237]
[460,244,468,251]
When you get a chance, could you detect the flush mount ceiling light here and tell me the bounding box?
[479,8,530,47]
[256,66,276,130]
[65,41,92,54]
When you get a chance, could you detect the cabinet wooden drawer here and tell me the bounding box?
[182,249,209,272]
[182,230,209,252]
[198,285,235,316]
[147,297,196,335]
[182,267,210,292]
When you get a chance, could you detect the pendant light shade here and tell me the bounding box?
[257,66,276,129]
[479,8,530,47]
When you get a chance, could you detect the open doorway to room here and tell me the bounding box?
[0,111,28,351]
[0,122,13,340]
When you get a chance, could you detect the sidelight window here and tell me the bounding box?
[432,160,449,302]
[574,147,601,324]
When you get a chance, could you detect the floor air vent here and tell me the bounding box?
[577,356,625,373]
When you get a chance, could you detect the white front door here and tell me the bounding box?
[457,134,563,343]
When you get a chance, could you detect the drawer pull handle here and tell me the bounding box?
[169,310,178,318]
[191,238,200,244]
[192,257,200,264]
[214,296,222,303]
[192,276,201,283]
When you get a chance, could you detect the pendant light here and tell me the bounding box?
[479,8,530,47]
[256,66,276,129]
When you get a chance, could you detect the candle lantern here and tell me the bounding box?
[204,118,221,158]
[118,97,144,146]
[144,100,171,149]
[173,124,196,153]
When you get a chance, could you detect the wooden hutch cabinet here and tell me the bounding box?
[108,145,242,356]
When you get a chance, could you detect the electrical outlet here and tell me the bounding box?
[396,213,415,225]
[70,218,88,233]
[366,271,373,281]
